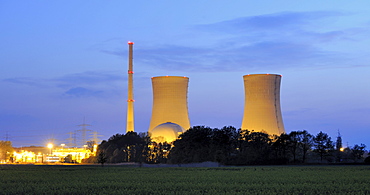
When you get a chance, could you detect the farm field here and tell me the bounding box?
[1,165,370,194]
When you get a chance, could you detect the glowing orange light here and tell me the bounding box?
[128,71,134,74]
[128,41,134,45]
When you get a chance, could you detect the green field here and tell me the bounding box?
[1,165,370,194]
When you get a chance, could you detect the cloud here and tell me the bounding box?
[196,11,345,33]
[134,40,345,72]
[138,45,214,71]
[3,71,129,99]
[3,71,124,87]
[98,11,369,73]
[3,77,47,87]
[54,71,124,88]
[63,87,104,98]
[55,71,128,99]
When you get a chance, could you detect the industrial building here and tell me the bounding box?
[241,74,285,135]
[148,76,191,143]
[150,122,185,143]
[10,145,96,164]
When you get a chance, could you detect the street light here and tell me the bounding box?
[47,143,53,155]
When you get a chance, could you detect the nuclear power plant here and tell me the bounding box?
[123,43,285,141]
[241,74,285,135]
[148,76,191,143]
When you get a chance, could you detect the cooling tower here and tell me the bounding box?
[148,76,190,139]
[241,74,285,135]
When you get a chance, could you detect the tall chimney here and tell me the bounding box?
[126,41,134,133]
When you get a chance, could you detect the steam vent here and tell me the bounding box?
[241,74,285,135]
[148,76,190,142]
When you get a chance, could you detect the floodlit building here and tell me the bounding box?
[11,145,96,164]
[148,76,190,142]
[150,122,185,143]
[241,74,285,135]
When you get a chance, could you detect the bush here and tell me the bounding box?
[364,156,370,164]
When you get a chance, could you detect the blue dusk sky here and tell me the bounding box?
[1,1,369,147]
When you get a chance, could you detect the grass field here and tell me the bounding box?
[1,165,370,194]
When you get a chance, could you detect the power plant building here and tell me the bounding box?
[148,76,190,142]
[150,122,185,143]
[241,74,285,135]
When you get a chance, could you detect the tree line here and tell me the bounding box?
[91,126,369,165]
[0,141,13,162]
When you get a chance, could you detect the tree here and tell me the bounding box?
[351,144,366,162]
[64,154,73,163]
[335,131,343,162]
[364,156,370,164]
[335,132,342,151]
[97,150,107,167]
[168,126,214,164]
[147,142,172,164]
[211,126,237,164]
[97,132,150,164]
[271,133,290,164]
[313,131,334,162]
[168,126,239,164]
[300,130,313,163]
[245,131,272,164]
[86,141,96,152]
[288,131,301,163]
[285,130,313,163]
[0,141,13,162]
[234,130,272,165]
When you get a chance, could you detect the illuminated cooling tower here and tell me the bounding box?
[148,76,190,142]
[241,74,285,135]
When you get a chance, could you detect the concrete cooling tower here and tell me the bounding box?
[241,74,285,135]
[148,76,190,142]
